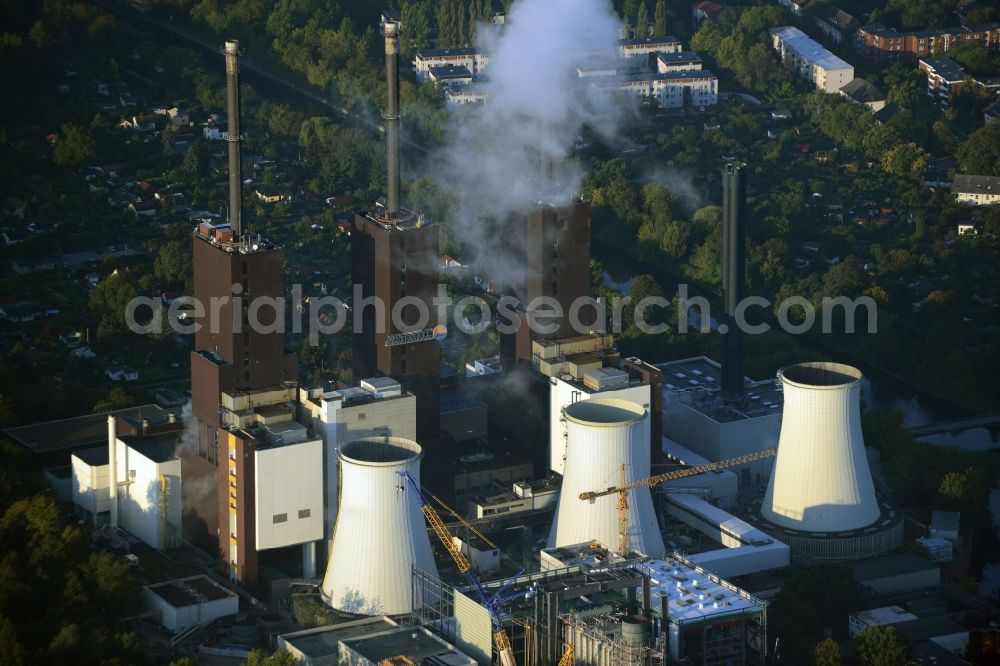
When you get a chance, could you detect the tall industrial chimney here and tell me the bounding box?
[382,15,401,218]
[721,163,747,402]
[223,40,243,236]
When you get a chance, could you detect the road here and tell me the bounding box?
[101,2,426,154]
[908,414,1000,437]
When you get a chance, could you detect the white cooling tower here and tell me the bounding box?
[548,399,665,557]
[321,436,437,616]
[762,362,880,532]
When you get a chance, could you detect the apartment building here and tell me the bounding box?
[770,26,855,93]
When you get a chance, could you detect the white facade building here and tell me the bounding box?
[254,437,324,551]
[143,575,239,633]
[618,36,682,58]
[113,435,182,550]
[71,447,111,520]
[413,48,490,80]
[770,26,855,93]
[953,174,1000,205]
[615,70,719,108]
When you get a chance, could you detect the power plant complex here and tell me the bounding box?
[9,8,945,666]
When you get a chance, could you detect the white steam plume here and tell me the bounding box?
[430,0,629,223]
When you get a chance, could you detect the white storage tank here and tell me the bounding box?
[548,399,664,556]
[762,362,879,532]
[321,437,437,616]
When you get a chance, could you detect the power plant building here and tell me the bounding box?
[185,40,298,577]
[351,13,443,461]
[547,351,663,474]
[72,421,183,551]
[413,546,767,666]
[660,357,781,487]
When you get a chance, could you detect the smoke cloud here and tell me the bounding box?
[175,401,216,511]
[642,167,703,213]
[429,0,629,226]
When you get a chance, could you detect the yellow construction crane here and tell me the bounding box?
[556,643,574,666]
[578,449,777,554]
[400,472,517,666]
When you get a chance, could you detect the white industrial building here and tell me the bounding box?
[469,477,560,519]
[659,357,781,487]
[253,427,324,554]
[71,447,111,520]
[71,417,183,550]
[321,437,437,616]
[770,26,855,93]
[143,575,239,633]
[548,399,664,557]
[664,493,790,579]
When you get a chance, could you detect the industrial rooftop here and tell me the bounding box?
[5,404,169,455]
[657,356,784,422]
[638,557,766,625]
[280,617,398,660]
[145,575,235,608]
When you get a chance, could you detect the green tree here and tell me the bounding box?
[636,2,648,36]
[957,123,1000,176]
[88,275,139,339]
[855,625,910,666]
[881,143,929,179]
[242,649,300,666]
[53,123,96,167]
[401,1,432,53]
[812,637,842,666]
[0,615,25,666]
[769,564,863,664]
[653,0,668,35]
[154,241,193,288]
[93,388,135,413]
[182,138,211,177]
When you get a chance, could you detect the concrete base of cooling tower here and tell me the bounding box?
[743,497,904,561]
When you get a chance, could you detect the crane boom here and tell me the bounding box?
[578,449,777,501]
[398,471,517,666]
